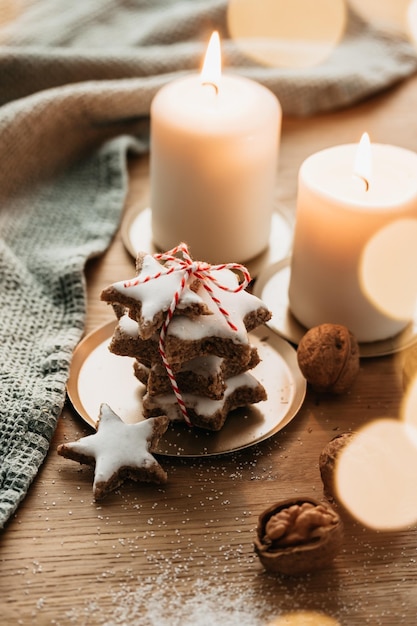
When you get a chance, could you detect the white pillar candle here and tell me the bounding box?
[288,135,417,343]
[150,32,281,265]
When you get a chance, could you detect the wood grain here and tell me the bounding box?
[2,75,417,626]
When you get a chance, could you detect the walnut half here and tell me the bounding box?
[254,497,343,575]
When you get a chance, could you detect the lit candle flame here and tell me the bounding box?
[353,132,372,191]
[201,31,221,93]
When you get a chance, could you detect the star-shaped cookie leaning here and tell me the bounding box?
[57,403,169,500]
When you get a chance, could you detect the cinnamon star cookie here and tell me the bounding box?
[57,403,169,499]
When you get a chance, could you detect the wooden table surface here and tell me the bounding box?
[2,74,417,626]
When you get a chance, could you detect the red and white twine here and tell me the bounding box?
[124,243,251,426]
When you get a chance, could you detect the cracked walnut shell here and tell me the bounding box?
[297,323,360,393]
[254,497,343,575]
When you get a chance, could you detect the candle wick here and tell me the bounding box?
[202,81,219,95]
[361,176,369,192]
[353,174,369,192]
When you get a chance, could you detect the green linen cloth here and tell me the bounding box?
[1,0,416,529]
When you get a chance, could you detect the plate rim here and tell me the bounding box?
[66,320,306,457]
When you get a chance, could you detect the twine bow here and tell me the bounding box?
[124,243,251,426]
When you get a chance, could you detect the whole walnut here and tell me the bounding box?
[297,323,360,393]
[403,343,417,390]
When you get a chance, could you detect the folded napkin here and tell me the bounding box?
[1,0,416,529]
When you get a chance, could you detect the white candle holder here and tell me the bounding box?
[121,203,293,278]
[253,258,417,358]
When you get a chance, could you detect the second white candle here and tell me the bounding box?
[289,138,417,343]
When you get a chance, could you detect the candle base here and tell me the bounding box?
[252,258,417,358]
[121,204,293,279]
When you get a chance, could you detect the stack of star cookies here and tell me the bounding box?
[101,249,271,431]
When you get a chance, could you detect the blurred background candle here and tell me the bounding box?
[288,134,417,343]
[150,32,281,265]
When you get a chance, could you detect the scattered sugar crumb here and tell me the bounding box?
[63,572,272,626]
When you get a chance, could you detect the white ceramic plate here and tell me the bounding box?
[66,321,306,457]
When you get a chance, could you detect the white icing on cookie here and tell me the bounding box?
[166,268,266,344]
[64,404,160,489]
[119,313,140,337]
[111,254,206,321]
[114,272,260,345]
[144,372,261,421]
